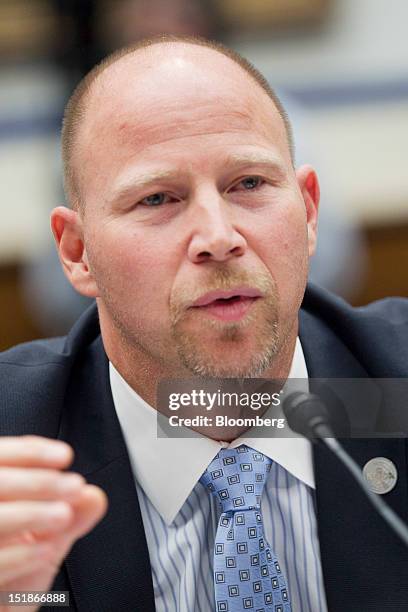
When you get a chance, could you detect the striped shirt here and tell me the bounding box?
[110,339,328,612]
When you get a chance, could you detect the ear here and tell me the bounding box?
[296,164,320,257]
[51,206,99,298]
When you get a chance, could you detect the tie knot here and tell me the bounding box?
[200,445,272,513]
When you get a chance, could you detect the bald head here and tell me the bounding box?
[61,35,294,211]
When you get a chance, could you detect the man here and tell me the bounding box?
[0,35,407,612]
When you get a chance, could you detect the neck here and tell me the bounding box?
[99,307,299,429]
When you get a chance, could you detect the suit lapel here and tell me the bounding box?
[299,308,408,611]
[58,336,156,612]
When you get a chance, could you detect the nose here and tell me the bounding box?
[187,191,247,263]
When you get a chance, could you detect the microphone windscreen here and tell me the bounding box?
[282,391,330,438]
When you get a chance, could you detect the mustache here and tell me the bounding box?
[170,267,274,323]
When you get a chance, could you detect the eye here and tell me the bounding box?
[140,192,170,206]
[233,176,264,191]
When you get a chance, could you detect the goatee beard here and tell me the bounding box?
[170,268,280,378]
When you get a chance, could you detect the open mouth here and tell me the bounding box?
[193,294,260,322]
[213,295,243,305]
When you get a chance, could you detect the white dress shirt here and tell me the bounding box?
[110,338,328,612]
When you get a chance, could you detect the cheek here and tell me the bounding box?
[257,203,308,270]
[251,203,309,311]
[87,227,174,316]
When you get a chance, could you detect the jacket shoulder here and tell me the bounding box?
[356,295,408,324]
[0,336,68,366]
[302,284,408,376]
[303,283,408,327]
[0,303,100,435]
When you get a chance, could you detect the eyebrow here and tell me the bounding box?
[110,153,287,206]
[225,153,287,176]
[110,170,177,206]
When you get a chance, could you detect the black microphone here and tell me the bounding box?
[283,390,408,548]
[281,391,335,439]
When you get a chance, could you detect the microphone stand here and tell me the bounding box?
[284,392,408,549]
[315,423,408,549]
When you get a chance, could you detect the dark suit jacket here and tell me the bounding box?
[1,284,408,612]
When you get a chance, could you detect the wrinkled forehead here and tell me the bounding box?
[74,45,290,195]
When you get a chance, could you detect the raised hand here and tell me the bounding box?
[0,435,107,612]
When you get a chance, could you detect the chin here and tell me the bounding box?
[172,311,281,378]
[178,347,277,379]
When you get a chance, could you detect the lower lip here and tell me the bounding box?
[192,297,259,322]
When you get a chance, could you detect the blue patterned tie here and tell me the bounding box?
[200,445,292,612]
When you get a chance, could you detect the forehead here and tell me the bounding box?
[75,45,290,199]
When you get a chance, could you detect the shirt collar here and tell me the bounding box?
[110,337,313,525]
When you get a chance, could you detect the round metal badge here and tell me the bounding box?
[363,457,398,495]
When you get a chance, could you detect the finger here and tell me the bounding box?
[0,436,73,468]
[0,468,85,501]
[42,485,108,562]
[0,542,52,585]
[68,485,108,540]
[0,501,73,537]
[0,485,105,548]
[0,487,108,591]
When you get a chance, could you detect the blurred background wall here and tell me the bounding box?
[0,0,407,350]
